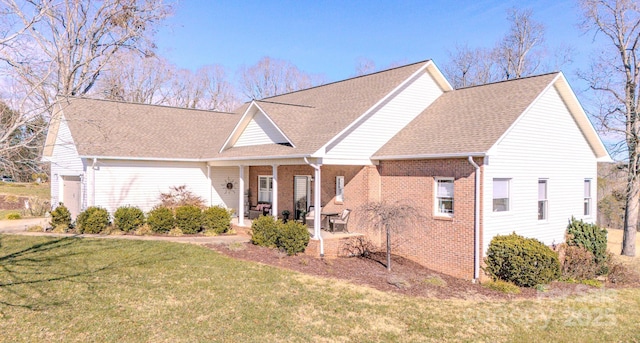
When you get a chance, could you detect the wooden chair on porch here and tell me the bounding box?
[304,206,321,228]
[329,209,351,232]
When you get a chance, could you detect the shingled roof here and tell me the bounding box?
[373,73,560,158]
[54,97,239,160]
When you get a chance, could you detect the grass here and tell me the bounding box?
[1,235,640,342]
[0,182,50,198]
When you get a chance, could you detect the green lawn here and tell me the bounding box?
[0,182,50,198]
[1,235,639,342]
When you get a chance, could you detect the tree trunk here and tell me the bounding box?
[386,225,391,272]
[622,147,639,256]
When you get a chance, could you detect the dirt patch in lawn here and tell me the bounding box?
[207,242,638,300]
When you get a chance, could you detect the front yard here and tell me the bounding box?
[1,234,640,342]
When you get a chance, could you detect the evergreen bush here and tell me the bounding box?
[560,244,598,280]
[250,215,279,248]
[113,206,145,233]
[201,206,232,234]
[277,220,310,255]
[566,217,609,275]
[76,206,110,234]
[147,206,175,233]
[485,233,561,287]
[175,204,202,234]
[50,203,71,229]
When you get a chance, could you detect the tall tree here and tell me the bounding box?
[579,0,639,256]
[239,56,325,99]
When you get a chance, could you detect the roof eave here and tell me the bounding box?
[373,152,486,160]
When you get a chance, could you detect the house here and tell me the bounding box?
[42,60,611,280]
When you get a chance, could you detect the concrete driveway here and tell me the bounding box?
[0,217,250,245]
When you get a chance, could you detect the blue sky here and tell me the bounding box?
[155,0,598,89]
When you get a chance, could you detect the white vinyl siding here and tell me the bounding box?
[91,160,232,214]
[234,111,288,147]
[435,178,454,216]
[482,84,598,253]
[50,117,86,209]
[210,166,241,211]
[325,70,443,159]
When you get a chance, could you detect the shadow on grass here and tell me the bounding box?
[0,235,171,312]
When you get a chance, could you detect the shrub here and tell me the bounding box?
[168,228,183,236]
[482,280,521,294]
[134,224,153,236]
[147,206,175,233]
[159,185,205,209]
[175,205,202,234]
[485,233,561,287]
[560,244,598,280]
[50,203,71,229]
[566,218,609,275]
[21,196,50,217]
[76,206,110,234]
[27,225,43,232]
[201,206,232,234]
[277,220,310,255]
[250,215,279,248]
[113,206,145,232]
[6,213,21,220]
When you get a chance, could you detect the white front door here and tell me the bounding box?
[62,175,82,218]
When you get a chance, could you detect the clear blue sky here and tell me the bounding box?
[155,0,598,90]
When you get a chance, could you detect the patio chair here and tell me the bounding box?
[330,209,351,232]
[305,206,321,228]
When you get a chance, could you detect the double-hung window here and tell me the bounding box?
[435,178,454,216]
[584,179,592,216]
[493,178,510,212]
[258,175,273,203]
[538,179,548,220]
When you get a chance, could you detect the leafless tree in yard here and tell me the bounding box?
[359,201,422,272]
[353,57,377,76]
[443,44,498,88]
[161,65,239,111]
[578,0,640,256]
[239,56,326,99]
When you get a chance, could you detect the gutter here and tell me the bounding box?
[304,156,324,257]
[467,156,481,282]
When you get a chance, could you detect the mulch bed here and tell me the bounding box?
[207,242,638,300]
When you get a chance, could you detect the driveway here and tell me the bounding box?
[0,217,250,245]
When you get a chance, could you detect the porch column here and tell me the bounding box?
[238,165,245,227]
[272,164,278,218]
[313,165,321,239]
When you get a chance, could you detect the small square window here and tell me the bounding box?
[435,178,454,216]
[493,178,510,212]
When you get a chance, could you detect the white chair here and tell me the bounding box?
[305,206,321,228]
[330,209,351,232]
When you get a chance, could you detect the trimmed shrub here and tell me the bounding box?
[134,224,153,236]
[147,206,175,233]
[168,228,183,237]
[566,218,609,275]
[485,233,561,287]
[201,206,232,234]
[114,206,145,233]
[175,205,202,234]
[6,213,21,220]
[482,280,521,294]
[76,206,110,234]
[250,215,279,248]
[560,244,598,280]
[277,220,310,255]
[50,203,71,229]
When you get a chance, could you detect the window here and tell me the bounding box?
[493,178,510,212]
[435,178,454,216]
[538,179,548,220]
[258,175,273,203]
[584,179,592,216]
[336,176,345,203]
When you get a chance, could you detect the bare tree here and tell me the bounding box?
[359,201,422,272]
[443,44,498,88]
[238,56,325,99]
[579,0,639,256]
[354,57,377,76]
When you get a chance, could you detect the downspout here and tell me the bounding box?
[304,156,324,257]
[92,158,97,207]
[207,165,212,206]
[467,156,480,282]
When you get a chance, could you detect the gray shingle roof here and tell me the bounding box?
[373,73,559,158]
[59,97,239,160]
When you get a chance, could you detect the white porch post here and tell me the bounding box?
[238,165,245,227]
[272,164,278,218]
[313,165,321,239]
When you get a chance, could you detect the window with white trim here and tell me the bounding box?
[493,178,510,212]
[336,176,344,203]
[584,179,592,216]
[538,179,548,220]
[258,175,273,203]
[435,178,454,216]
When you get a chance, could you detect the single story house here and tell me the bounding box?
[42,60,611,280]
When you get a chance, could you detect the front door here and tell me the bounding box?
[294,176,311,220]
[62,175,82,219]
